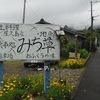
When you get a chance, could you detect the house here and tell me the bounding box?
[35,18,52,24]
[62,25,86,48]
[35,19,86,48]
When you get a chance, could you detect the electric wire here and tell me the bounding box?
[26,0,40,21]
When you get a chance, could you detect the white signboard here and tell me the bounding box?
[0,23,60,61]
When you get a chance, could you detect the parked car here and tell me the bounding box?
[24,60,44,70]
[24,60,58,70]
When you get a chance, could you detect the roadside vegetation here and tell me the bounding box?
[0,48,89,100]
[0,73,74,100]
[0,28,100,99]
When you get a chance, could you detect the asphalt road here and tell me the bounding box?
[74,48,100,100]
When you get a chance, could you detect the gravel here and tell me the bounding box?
[4,61,85,86]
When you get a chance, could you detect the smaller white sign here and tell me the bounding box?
[56,30,65,35]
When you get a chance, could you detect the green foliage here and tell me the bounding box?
[59,60,68,68]
[60,35,69,59]
[67,41,76,52]
[96,28,100,40]
[83,30,98,51]
[60,47,69,59]
[82,39,90,52]
[0,91,14,100]
[46,84,73,100]
[67,40,80,52]
[4,60,23,67]
[59,59,85,69]
[0,73,74,100]
[1,74,44,100]
[60,35,68,47]
[79,49,89,58]
[12,89,25,100]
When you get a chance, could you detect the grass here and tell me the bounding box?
[4,60,23,66]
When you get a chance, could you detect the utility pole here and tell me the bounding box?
[91,1,93,30]
[90,1,100,51]
[22,0,26,24]
[90,1,100,30]
[90,1,93,52]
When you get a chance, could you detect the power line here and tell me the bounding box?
[26,2,40,20]
[22,0,40,24]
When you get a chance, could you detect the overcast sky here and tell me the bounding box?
[0,0,100,30]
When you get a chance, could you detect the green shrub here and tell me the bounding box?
[46,84,73,100]
[18,76,33,90]
[31,74,44,95]
[0,92,14,100]
[59,60,68,68]
[59,59,85,69]
[67,41,76,52]
[12,89,25,100]
[60,35,69,59]
[60,47,69,59]
[67,40,80,52]
[1,74,44,100]
[0,74,74,100]
[79,49,89,58]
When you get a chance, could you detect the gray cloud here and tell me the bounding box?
[0,0,100,29]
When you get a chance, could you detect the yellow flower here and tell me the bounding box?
[10,87,14,91]
[38,92,40,95]
[0,93,2,96]
[50,97,53,100]
[62,89,64,92]
[71,85,75,89]
[27,95,30,98]
[68,89,71,92]
[3,88,6,91]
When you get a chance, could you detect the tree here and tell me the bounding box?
[60,35,69,59]
[83,29,98,52]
